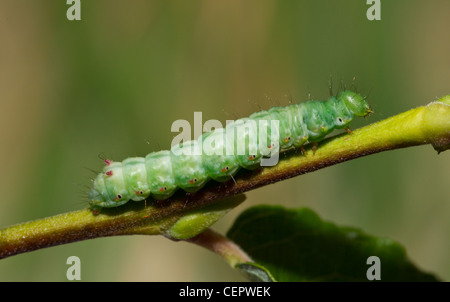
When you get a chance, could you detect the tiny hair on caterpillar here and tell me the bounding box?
[88,90,373,209]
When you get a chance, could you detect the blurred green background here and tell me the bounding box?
[0,0,449,281]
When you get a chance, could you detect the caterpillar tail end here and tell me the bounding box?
[88,188,105,210]
[88,188,129,209]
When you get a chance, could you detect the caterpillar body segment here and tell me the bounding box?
[201,128,240,182]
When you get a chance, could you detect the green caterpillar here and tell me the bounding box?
[89,90,373,209]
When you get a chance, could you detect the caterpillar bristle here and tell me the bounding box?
[84,167,100,175]
[97,152,108,161]
[328,74,334,97]
[230,174,237,185]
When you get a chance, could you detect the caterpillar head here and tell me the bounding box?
[338,90,373,117]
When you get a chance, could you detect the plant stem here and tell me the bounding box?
[187,228,253,267]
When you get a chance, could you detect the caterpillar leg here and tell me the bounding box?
[345,126,352,134]
[300,146,307,155]
[312,142,318,154]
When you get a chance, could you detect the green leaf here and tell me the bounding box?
[165,195,246,240]
[235,262,276,282]
[227,205,440,282]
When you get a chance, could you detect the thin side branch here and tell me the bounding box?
[187,228,253,267]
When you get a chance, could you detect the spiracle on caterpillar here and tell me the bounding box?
[88,90,373,209]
